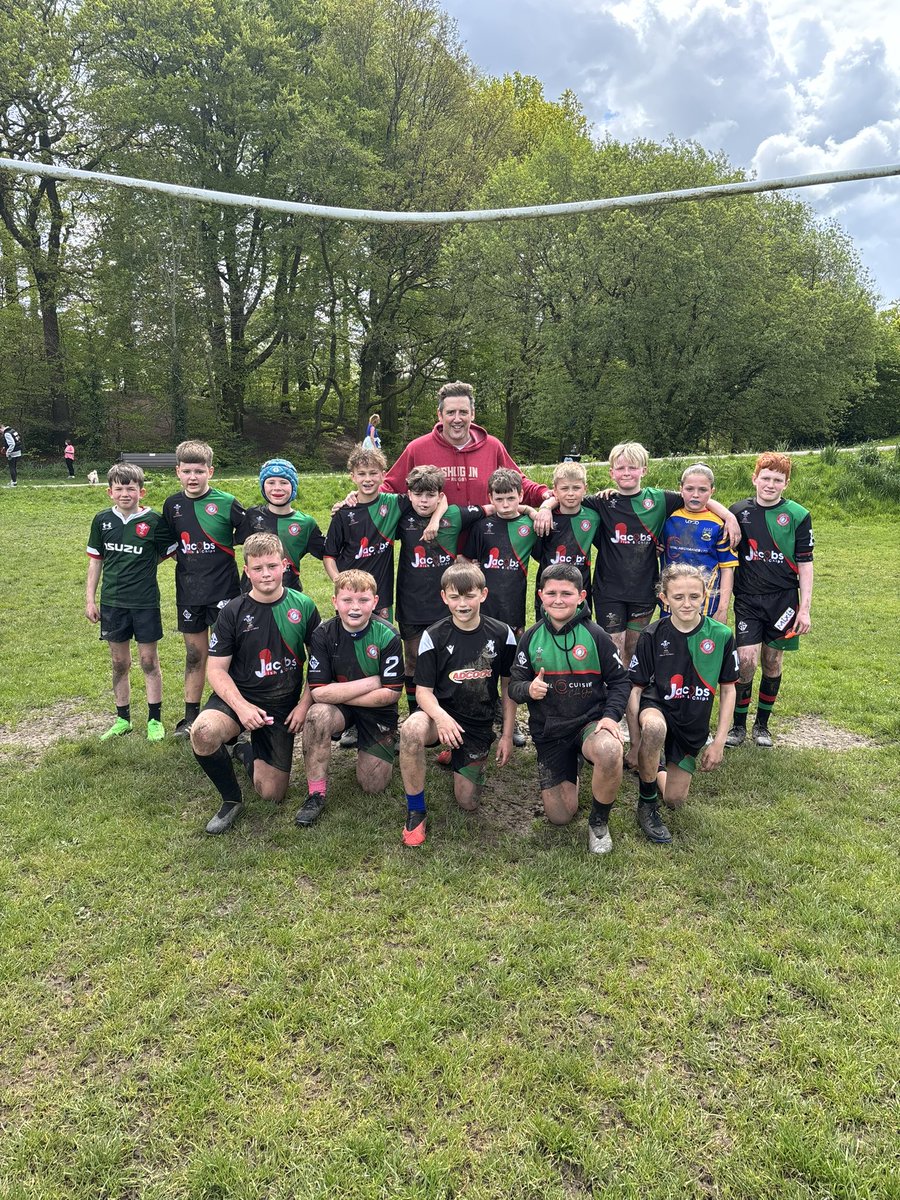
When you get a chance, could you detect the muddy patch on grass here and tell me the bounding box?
[479,762,543,837]
[774,716,876,750]
[0,700,107,763]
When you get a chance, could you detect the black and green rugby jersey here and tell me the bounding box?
[629,615,739,751]
[466,513,538,631]
[396,504,485,626]
[508,607,630,742]
[729,498,813,595]
[306,616,403,711]
[87,507,176,609]
[585,488,681,605]
[415,614,516,735]
[324,494,407,612]
[532,506,602,609]
[162,487,246,607]
[238,505,326,593]
[208,588,320,709]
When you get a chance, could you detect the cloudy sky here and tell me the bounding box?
[441,0,900,304]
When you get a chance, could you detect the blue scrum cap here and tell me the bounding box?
[259,458,298,502]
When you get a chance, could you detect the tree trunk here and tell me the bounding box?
[357,341,378,437]
[33,266,70,429]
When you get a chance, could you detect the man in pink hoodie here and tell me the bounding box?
[382,381,552,511]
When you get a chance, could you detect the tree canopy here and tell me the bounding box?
[0,0,892,461]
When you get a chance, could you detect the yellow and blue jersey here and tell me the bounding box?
[660,508,738,615]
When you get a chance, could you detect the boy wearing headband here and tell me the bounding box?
[238,458,325,594]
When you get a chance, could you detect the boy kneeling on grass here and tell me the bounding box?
[295,569,403,829]
[190,533,321,835]
[508,564,631,856]
[86,463,177,742]
[398,562,518,847]
[626,563,739,844]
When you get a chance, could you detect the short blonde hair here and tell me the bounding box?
[347,445,387,473]
[243,532,284,562]
[553,461,587,485]
[333,569,378,596]
[176,440,213,467]
[609,442,649,469]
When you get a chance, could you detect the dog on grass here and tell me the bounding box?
[87,470,100,485]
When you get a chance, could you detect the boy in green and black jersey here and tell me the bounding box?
[190,533,321,835]
[295,569,404,829]
[466,468,538,635]
[726,452,814,748]
[161,440,246,738]
[399,562,517,847]
[531,461,601,620]
[583,443,739,662]
[325,444,423,622]
[394,465,483,713]
[86,463,177,742]
[238,458,325,594]
[508,564,631,856]
[627,563,739,844]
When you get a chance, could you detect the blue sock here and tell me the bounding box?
[406,790,426,814]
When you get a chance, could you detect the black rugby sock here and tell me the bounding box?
[194,746,242,805]
[116,704,131,722]
[756,675,781,729]
[148,702,162,722]
[733,683,752,728]
[590,800,612,824]
[638,779,658,805]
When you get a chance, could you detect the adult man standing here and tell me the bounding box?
[382,381,552,511]
[1,424,22,486]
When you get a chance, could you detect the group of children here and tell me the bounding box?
[85,437,814,851]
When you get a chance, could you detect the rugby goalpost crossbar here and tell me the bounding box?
[1,156,900,224]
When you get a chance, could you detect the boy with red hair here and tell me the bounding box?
[726,452,814,748]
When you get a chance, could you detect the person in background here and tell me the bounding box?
[1,423,22,486]
[64,438,76,478]
[363,413,381,450]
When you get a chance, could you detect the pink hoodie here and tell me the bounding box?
[382,422,550,509]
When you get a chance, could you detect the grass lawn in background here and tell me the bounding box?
[0,459,897,1199]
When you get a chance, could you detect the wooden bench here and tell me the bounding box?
[117,452,178,471]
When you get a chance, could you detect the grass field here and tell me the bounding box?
[0,456,897,1199]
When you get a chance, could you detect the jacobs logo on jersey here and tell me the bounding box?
[642,497,654,509]
[517,524,531,537]
[366,644,379,659]
[664,674,712,702]
[580,519,592,532]
[776,512,791,526]
[287,608,302,623]
[205,502,218,515]
[288,522,301,536]
[254,648,297,678]
[699,638,716,654]
[611,525,654,545]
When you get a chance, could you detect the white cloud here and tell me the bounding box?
[442,0,900,301]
